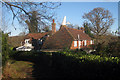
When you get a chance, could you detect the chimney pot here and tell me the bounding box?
[80,27,85,33]
[53,19,54,23]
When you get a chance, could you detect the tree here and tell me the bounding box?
[67,24,74,28]
[67,24,80,30]
[1,32,11,66]
[83,7,114,44]
[23,11,39,33]
[42,26,50,32]
[83,22,93,37]
[18,32,26,36]
[2,1,61,33]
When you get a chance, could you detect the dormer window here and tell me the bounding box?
[25,39,30,44]
[25,41,28,43]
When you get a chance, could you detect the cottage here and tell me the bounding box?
[16,32,51,51]
[41,16,93,50]
[16,16,93,51]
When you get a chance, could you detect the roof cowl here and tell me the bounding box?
[62,16,66,25]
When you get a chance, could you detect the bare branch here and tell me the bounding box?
[5,2,29,15]
[83,7,114,44]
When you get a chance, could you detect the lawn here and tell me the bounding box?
[2,60,34,79]
[2,51,120,79]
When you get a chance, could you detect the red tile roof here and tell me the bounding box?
[41,26,74,49]
[41,26,91,49]
[8,36,25,47]
[25,32,50,39]
[66,27,91,40]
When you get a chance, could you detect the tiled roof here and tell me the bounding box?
[66,27,91,40]
[25,32,50,39]
[41,26,74,49]
[41,26,91,49]
[8,36,25,47]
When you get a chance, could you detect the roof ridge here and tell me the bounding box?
[64,26,75,40]
[67,27,82,31]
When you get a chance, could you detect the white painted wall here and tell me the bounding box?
[16,39,34,51]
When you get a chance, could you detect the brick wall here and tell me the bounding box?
[70,40,91,49]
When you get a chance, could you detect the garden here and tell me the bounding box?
[2,50,120,79]
[1,32,120,79]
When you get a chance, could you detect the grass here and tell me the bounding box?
[2,59,34,79]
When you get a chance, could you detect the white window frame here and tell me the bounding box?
[74,41,77,47]
[25,39,30,44]
[90,40,92,44]
[84,40,87,46]
[78,41,81,47]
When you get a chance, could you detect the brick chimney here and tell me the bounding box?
[52,19,56,34]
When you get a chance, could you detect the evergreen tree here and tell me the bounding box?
[83,22,93,38]
[2,32,11,66]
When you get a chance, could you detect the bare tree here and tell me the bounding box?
[83,7,114,44]
[18,31,26,36]
[67,24,80,29]
[1,1,61,33]
[42,26,50,32]
[21,11,39,33]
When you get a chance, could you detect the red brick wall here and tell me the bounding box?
[70,40,91,49]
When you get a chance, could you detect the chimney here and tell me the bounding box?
[52,19,56,34]
[80,27,85,33]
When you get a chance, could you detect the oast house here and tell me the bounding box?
[16,16,94,51]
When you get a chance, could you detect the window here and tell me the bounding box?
[90,40,92,44]
[78,41,81,47]
[38,39,42,44]
[84,40,87,46]
[81,41,83,46]
[25,39,30,44]
[74,41,77,47]
[25,40,28,43]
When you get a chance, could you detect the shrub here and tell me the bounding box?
[107,41,120,57]
[2,32,11,66]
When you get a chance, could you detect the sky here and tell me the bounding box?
[3,1,119,36]
[55,2,118,32]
